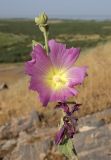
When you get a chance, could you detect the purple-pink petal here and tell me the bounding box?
[55,126,65,144]
[25,44,53,106]
[50,87,78,102]
[67,66,88,87]
[25,44,52,76]
[29,77,51,106]
[49,39,80,69]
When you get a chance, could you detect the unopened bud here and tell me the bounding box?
[35,12,48,25]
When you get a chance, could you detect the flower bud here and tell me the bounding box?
[35,12,48,25]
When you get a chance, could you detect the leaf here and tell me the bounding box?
[58,138,78,159]
[32,40,42,48]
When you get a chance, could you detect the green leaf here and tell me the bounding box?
[32,40,42,48]
[58,138,78,160]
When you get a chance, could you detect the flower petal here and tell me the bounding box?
[25,44,53,106]
[55,126,65,144]
[48,39,66,67]
[49,40,80,69]
[29,74,54,106]
[50,87,78,102]
[67,66,88,87]
[25,44,52,76]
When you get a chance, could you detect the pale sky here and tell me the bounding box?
[0,0,111,19]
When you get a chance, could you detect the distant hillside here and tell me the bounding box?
[0,19,111,62]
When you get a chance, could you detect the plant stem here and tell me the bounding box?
[43,28,49,55]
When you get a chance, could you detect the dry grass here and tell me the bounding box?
[76,41,111,116]
[0,42,111,124]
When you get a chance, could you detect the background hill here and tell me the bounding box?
[0,19,111,62]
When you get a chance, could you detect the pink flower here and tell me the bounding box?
[25,40,87,106]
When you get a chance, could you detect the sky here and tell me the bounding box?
[0,0,111,19]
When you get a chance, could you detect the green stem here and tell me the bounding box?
[43,28,49,55]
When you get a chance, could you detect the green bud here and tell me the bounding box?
[35,12,48,25]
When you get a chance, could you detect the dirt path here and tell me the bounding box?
[0,63,25,84]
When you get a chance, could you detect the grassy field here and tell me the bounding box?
[0,19,111,62]
[0,19,111,125]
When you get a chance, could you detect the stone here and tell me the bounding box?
[0,83,8,91]
[10,137,53,160]
[0,110,46,141]
[0,139,16,157]
[74,124,111,160]
[0,108,111,160]
[0,123,14,140]
[79,126,96,132]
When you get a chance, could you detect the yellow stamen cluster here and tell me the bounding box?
[45,68,68,90]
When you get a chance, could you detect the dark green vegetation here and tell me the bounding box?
[0,19,111,62]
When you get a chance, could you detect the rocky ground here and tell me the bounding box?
[0,108,111,160]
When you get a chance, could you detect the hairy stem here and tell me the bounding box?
[43,28,49,54]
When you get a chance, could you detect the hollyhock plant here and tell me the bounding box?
[25,12,88,160]
[25,40,87,106]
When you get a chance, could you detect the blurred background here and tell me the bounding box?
[0,0,111,160]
